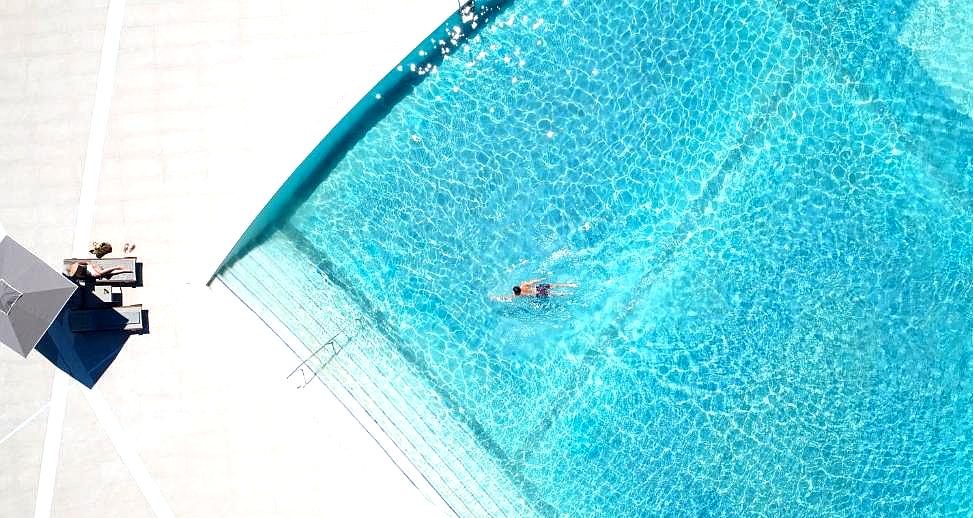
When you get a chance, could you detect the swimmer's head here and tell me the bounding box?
[512,286,522,296]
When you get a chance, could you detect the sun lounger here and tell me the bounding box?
[63,257,138,286]
[91,285,122,306]
[69,304,144,333]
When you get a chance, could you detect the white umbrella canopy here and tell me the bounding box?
[0,233,77,357]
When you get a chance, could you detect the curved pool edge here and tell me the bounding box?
[207,0,512,286]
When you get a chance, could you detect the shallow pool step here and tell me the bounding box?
[220,232,536,517]
[222,254,484,516]
[230,242,531,517]
[262,228,548,512]
[238,247,495,517]
[253,234,535,517]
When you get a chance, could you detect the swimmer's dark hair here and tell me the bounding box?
[512,286,521,295]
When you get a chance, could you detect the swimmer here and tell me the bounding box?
[490,278,578,302]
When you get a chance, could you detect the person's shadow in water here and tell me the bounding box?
[34,287,150,388]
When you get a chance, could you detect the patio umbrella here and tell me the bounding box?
[0,231,77,357]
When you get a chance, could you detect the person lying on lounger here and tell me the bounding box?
[65,261,132,280]
[490,278,577,302]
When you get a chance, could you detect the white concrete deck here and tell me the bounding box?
[0,0,459,516]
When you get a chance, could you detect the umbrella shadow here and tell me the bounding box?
[34,289,148,388]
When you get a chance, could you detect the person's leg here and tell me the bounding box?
[94,266,133,278]
[550,283,577,289]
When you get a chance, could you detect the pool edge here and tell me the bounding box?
[206,0,512,286]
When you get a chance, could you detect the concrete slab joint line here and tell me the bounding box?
[73,0,128,258]
[85,388,176,518]
[40,0,174,517]
[34,372,68,518]
[0,402,49,447]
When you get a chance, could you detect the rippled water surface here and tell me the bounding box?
[223,0,973,515]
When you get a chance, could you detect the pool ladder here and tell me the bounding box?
[286,317,364,389]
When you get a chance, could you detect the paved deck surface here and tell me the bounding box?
[0,1,458,516]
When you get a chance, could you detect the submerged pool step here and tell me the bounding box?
[222,233,535,517]
[253,237,535,518]
[262,228,545,513]
[240,249,497,517]
[322,336,508,517]
[240,243,531,517]
[223,253,484,516]
[221,253,347,370]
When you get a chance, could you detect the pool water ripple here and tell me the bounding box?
[222,0,973,515]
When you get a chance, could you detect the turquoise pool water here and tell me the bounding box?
[221,0,973,515]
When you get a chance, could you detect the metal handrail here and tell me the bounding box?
[287,317,364,388]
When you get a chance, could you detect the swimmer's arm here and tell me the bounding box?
[490,294,513,302]
[524,277,547,286]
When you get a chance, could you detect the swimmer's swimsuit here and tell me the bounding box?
[71,264,94,279]
[536,283,552,297]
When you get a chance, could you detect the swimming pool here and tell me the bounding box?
[219,0,973,515]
